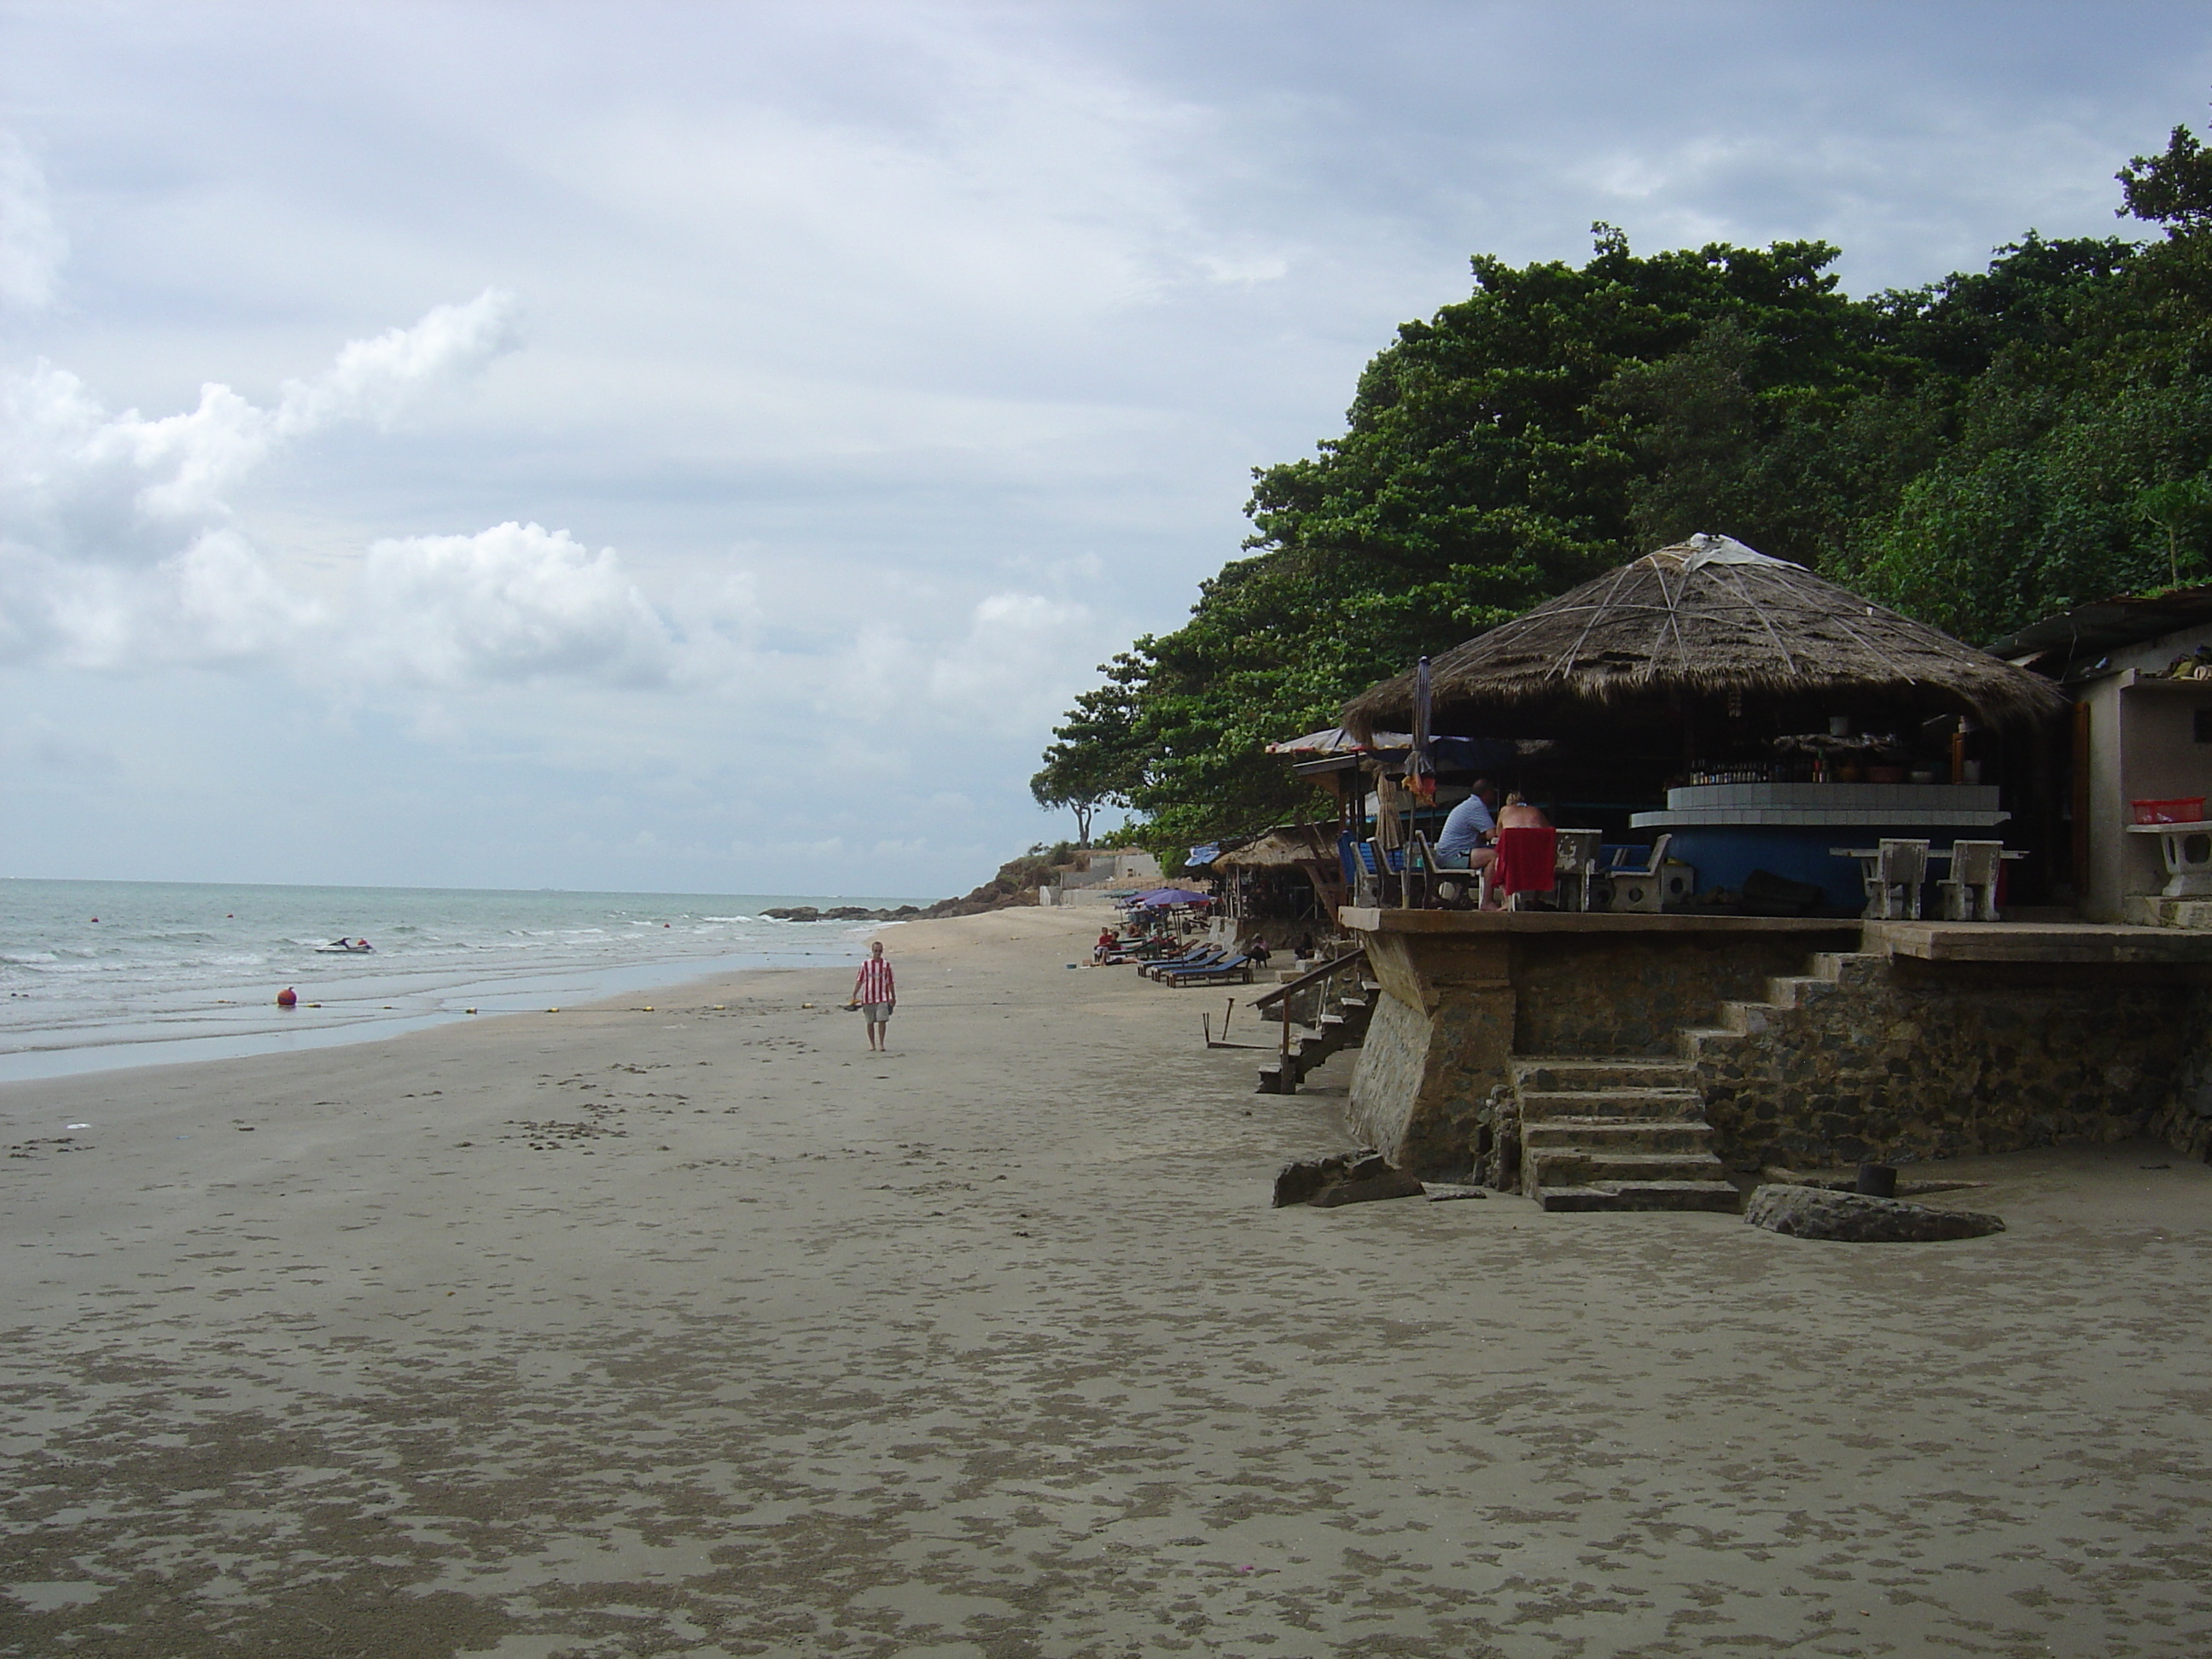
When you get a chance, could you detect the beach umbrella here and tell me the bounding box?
[1405,655,1435,804]
[1135,888,1211,907]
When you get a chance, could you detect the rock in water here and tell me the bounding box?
[1745,1185,2005,1242]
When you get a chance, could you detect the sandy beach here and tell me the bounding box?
[4,904,2212,1658]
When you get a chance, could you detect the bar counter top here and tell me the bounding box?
[1631,780,2009,830]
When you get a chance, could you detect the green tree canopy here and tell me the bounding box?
[1050,109,2212,854]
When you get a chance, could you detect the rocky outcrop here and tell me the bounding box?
[760,905,923,923]
[762,847,1068,925]
[1743,1184,2005,1242]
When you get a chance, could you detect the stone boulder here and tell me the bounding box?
[1272,1150,1424,1208]
[1744,1184,2005,1243]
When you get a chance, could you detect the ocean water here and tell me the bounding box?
[0,878,924,1083]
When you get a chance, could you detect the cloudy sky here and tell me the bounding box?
[3,3,2208,898]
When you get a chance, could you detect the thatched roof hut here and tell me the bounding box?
[1342,534,2069,742]
[1210,822,1337,871]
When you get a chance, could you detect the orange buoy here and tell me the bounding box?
[276,987,298,1008]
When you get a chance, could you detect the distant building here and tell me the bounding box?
[1043,849,1161,907]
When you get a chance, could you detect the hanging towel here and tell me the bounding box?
[1493,826,1558,896]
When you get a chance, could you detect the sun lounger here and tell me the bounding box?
[1142,945,1226,980]
[1163,954,1254,987]
[1141,946,1230,973]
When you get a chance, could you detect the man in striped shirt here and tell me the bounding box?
[852,940,896,1051]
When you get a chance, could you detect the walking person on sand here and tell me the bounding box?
[852,940,896,1052]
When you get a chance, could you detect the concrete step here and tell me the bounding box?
[1518,1088,1705,1122]
[1525,1148,1728,1188]
[1534,1180,1741,1214]
[1763,975,1838,1010]
[1716,1001,1777,1036]
[1808,952,1884,988]
[1522,1120,1714,1155]
[1513,1056,1696,1093]
[1676,1026,1743,1061]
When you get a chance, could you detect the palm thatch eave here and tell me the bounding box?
[1341,534,2069,742]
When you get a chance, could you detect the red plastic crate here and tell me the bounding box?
[2132,796,2206,824]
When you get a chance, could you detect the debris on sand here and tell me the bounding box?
[1421,1182,1488,1202]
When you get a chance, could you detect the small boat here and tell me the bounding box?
[315,939,374,954]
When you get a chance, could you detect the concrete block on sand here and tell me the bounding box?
[1746,1182,2005,1241]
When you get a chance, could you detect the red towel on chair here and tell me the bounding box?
[1493,826,1557,895]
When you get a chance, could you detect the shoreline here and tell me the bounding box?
[0,874,942,1086]
[0,934,884,1086]
[6,902,2212,1656]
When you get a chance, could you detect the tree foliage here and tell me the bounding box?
[1048,110,2212,854]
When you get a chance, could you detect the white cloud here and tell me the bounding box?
[0,134,64,309]
[0,293,521,667]
[0,290,519,568]
[925,591,1096,732]
[277,290,523,433]
[779,586,1105,757]
[349,521,674,689]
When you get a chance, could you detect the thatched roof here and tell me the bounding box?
[1211,822,1337,870]
[1342,534,2069,739]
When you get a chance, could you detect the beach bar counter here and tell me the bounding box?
[1633,780,2009,911]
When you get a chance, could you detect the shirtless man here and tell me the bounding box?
[1497,792,1551,830]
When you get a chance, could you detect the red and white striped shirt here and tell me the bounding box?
[853,956,895,1004]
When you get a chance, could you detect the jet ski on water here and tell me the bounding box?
[315,937,375,954]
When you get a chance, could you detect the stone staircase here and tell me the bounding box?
[1512,1056,1738,1212]
[1510,950,1887,1213]
[1256,977,1380,1093]
[1676,950,1881,1062]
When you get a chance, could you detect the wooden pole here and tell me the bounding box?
[2071,700,2093,899]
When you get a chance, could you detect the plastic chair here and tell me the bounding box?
[1939,841,2004,922]
[1605,833,1674,877]
[1348,839,1384,908]
[1863,838,1930,920]
[1553,829,1604,912]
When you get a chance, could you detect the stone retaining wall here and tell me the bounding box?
[1512,930,1855,1057]
[1348,919,2212,1175]
[1692,954,2211,1168]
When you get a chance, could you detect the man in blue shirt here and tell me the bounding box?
[1435,778,1501,870]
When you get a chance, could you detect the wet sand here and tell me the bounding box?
[4,904,2211,1658]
